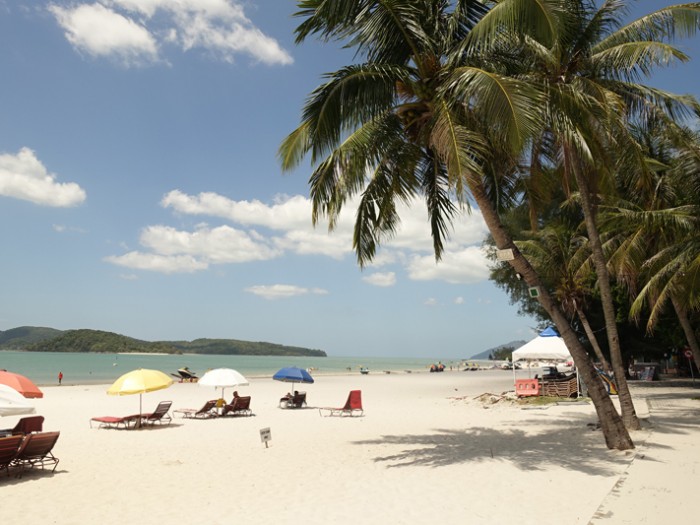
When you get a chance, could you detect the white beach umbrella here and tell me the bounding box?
[198,368,249,400]
[0,384,36,417]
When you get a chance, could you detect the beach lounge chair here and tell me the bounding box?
[174,400,218,419]
[318,390,363,417]
[11,431,60,476]
[0,434,24,476]
[221,396,252,417]
[89,414,140,430]
[141,401,172,426]
[279,391,307,409]
[11,415,45,435]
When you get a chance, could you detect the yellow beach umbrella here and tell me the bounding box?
[107,369,173,427]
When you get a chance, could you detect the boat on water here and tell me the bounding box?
[171,367,198,382]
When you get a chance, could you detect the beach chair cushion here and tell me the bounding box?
[90,415,140,429]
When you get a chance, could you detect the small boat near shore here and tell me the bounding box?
[171,367,198,383]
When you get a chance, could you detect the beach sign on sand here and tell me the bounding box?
[260,427,272,448]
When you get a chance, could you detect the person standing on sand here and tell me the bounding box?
[58,371,63,385]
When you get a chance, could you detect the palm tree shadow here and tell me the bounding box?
[353,414,631,476]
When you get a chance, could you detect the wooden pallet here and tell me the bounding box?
[540,376,578,397]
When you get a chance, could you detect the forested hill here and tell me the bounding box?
[0,326,326,357]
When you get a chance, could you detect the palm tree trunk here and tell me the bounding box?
[471,180,634,450]
[565,148,641,431]
[575,305,612,372]
[671,295,700,369]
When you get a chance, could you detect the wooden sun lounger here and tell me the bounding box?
[11,431,60,477]
[140,401,172,426]
[0,435,24,476]
[174,400,219,419]
[221,396,252,417]
[279,391,306,408]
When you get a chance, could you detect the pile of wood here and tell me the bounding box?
[540,376,578,397]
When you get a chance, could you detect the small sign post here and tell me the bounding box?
[496,248,515,261]
[685,350,695,385]
[260,427,272,448]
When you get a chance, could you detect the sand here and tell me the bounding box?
[1,370,698,524]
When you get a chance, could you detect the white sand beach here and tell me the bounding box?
[1,370,698,525]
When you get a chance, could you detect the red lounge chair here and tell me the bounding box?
[221,396,252,417]
[0,415,44,437]
[0,434,24,476]
[318,390,364,417]
[141,401,172,426]
[90,414,140,430]
[12,415,45,435]
[174,400,218,419]
[11,431,60,476]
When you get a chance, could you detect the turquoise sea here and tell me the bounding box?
[0,351,489,386]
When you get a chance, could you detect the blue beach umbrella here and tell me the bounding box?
[273,367,314,392]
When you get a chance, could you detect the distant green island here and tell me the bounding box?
[0,326,326,357]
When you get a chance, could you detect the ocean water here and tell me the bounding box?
[0,351,492,386]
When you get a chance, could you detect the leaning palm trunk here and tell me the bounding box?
[471,181,634,450]
[671,295,700,369]
[567,151,641,431]
[575,305,612,373]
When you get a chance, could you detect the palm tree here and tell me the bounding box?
[505,0,700,430]
[603,123,700,367]
[518,225,612,372]
[280,0,633,450]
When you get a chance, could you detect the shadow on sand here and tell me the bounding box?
[353,412,632,476]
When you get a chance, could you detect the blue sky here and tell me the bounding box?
[0,1,698,359]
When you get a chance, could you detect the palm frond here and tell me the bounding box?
[445,66,545,149]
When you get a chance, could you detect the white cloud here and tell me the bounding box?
[49,1,292,67]
[424,297,438,306]
[245,284,328,300]
[0,148,86,207]
[163,190,354,259]
[162,190,313,230]
[407,246,490,284]
[107,189,493,287]
[362,272,396,287]
[53,224,87,234]
[454,296,464,305]
[49,3,159,67]
[139,224,280,263]
[104,251,208,273]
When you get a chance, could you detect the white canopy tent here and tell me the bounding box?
[511,328,580,396]
[512,327,572,363]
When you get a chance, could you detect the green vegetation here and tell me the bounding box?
[26,329,179,354]
[0,326,62,348]
[165,338,326,357]
[1,326,326,357]
[490,346,515,361]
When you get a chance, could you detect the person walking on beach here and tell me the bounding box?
[58,371,63,385]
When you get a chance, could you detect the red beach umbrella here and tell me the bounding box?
[0,370,44,398]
